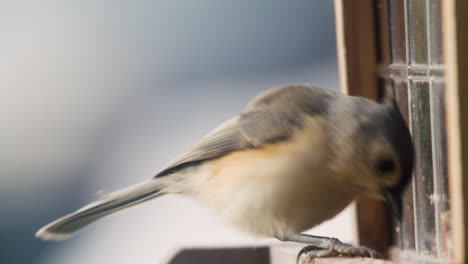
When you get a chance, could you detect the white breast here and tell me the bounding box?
[177,117,359,239]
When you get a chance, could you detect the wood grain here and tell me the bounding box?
[442,0,468,262]
[334,0,393,258]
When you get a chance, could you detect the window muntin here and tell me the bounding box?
[376,0,450,261]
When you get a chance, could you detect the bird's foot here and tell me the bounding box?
[297,245,338,264]
[296,238,383,264]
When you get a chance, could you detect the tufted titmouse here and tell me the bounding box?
[36,84,414,260]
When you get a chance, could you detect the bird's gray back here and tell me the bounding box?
[156,84,338,177]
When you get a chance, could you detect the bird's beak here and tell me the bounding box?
[382,189,403,221]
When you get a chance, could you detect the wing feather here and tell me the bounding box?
[155,84,334,177]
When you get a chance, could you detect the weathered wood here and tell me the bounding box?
[270,245,393,264]
[334,0,392,257]
[166,246,394,264]
[167,247,270,264]
[334,0,378,98]
[442,0,468,262]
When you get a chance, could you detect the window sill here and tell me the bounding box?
[166,245,393,264]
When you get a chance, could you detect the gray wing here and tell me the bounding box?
[155,84,335,177]
[155,111,302,177]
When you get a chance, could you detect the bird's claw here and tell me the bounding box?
[297,246,338,264]
[297,239,383,264]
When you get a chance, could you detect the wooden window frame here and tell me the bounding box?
[442,0,468,263]
[334,0,392,258]
[334,0,468,263]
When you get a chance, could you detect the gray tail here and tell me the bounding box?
[36,179,165,240]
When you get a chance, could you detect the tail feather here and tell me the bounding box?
[36,179,165,240]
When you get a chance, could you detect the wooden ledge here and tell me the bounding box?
[270,245,392,264]
[165,245,393,264]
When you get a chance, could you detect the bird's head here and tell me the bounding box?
[328,95,414,220]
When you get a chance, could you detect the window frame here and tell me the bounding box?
[334,0,468,262]
[334,0,393,257]
[441,0,468,263]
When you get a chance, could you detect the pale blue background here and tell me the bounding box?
[0,1,354,264]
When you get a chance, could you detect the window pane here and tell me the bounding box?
[388,0,407,64]
[394,79,416,250]
[430,78,450,257]
[407,0,428,64]
[410,80,436,255]
[428,0,443,65]
[384,0,449,260]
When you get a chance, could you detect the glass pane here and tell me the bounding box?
[407,0,428,64]
[394,79,416,250]
[428,0,443,65]
[395,79,410,124]
[386,0,448,259]
[430,78,451,257]
[410,80,436,255]
[388,0,407,64]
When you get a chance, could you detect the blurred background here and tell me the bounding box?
[0,1,355,263]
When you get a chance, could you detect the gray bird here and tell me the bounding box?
[36,84,414,261]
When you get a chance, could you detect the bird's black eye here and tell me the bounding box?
[376,159,396,174]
